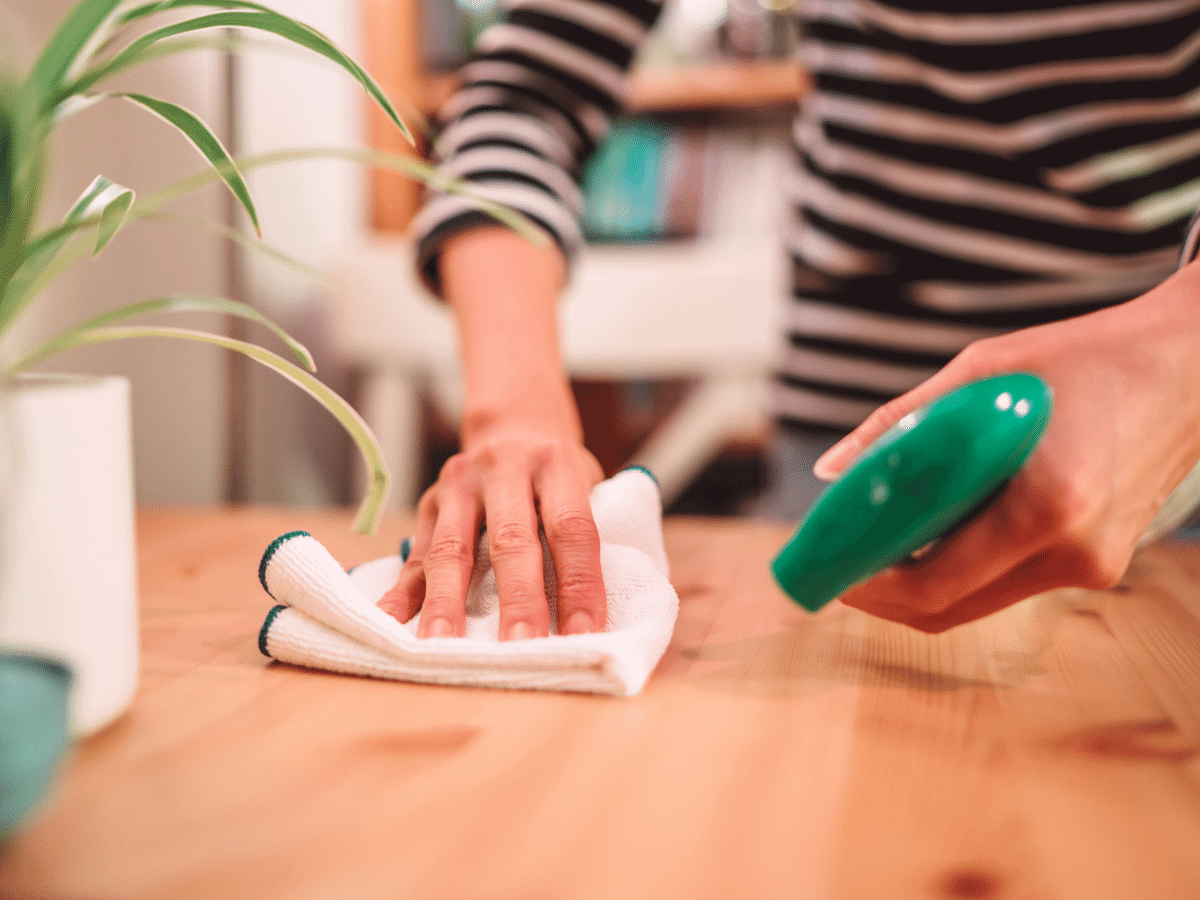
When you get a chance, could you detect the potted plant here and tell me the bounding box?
[0,0,535,835]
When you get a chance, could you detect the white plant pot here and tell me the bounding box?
[0,374,139,737]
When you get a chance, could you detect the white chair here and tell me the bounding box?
[327,234,786,509]
[326,126,792,509]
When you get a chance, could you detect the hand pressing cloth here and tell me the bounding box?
[257,468,678,696]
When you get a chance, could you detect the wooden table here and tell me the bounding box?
[3,508,1199,899]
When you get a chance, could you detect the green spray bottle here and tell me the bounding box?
[771,372,1053,611]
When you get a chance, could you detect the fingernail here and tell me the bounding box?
[425,617,454,638]
[505,621,535,641]
[813,444,848,481]
[562,610,594,635]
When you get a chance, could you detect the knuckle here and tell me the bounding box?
[488,520,541,558]
[419,580,467,622]
[1046,480,1104,545]
[528,440,557,472]
[1075,544,1128,590]
[555,568,604,601]
[991,490,1045,544]
[418,589,458,615]
[500,582,547,611]
[439,453,473,485]
[864,399,902,434]
[904,576,956,616]
[381,571,426,622]
[472,436,554,473]
[424,533,474,569]
[473,439,505,470]
[545,507,599,543]
[416,485,439,518]
[501,594,550,627]
[1011,470,1095,542]
[954,337,1002,373]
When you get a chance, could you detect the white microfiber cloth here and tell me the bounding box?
[257,468,678,696]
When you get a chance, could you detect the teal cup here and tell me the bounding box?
[1,652,72,838]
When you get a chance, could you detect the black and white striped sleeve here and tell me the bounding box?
[410,0,664,294]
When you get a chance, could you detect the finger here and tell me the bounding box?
[813,363,987,481]
[482,466,552,641]
[837,474,1051,621]
[535,462,605,636]
[852,546,1095,633]
[377,490,438,623]
[415,471,483,639]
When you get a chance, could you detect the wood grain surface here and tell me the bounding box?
[2,508,1198,900]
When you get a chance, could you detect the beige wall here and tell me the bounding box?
[2,1,232,504]
[234,0,371,507]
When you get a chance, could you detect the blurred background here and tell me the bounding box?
[1,0,803,516]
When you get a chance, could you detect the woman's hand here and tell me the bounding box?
[376,426,606,640]
[812,261,1200,632]
[376,226,608,639]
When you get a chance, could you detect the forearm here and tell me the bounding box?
[387,225,605,640]
[439,226,582,447]
[410,0,664,302]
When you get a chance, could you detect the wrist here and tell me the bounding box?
[1130,258,1200,367]
[461,381,584,448]
[439,226,581,448]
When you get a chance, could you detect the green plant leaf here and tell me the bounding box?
[49,91,107,125]
[65,6,413,146]
[93,184,135,255]
[9,294,316,372]
[2,174,133,323]
[120,92,260,236]
[137,147,550,247]
[64,174,124,220]
[8,324,388,535]
[117,0,228,23]
[87,34,324,97]
[1,144,546,337]
[15,197,104,274]
[21,173,136,262]
[144,210,332,286]
[21,0,125,109]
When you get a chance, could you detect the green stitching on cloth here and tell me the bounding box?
[258,530,310,597]
[621,465,658,489]
[258,604,288,657]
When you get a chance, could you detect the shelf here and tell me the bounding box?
[362,0,805,230]
[421,60,806,116]
[626,60,806,112]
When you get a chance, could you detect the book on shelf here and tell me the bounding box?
[581,118,710,244]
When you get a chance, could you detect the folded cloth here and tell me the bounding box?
[257,468,678,696]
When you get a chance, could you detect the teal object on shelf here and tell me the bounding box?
[0,653,72,838]
[772,373,1053,612]
[581,118,670,242]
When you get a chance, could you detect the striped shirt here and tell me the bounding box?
[412,0,1200,432]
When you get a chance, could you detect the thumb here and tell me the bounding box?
[812,366,978,481]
